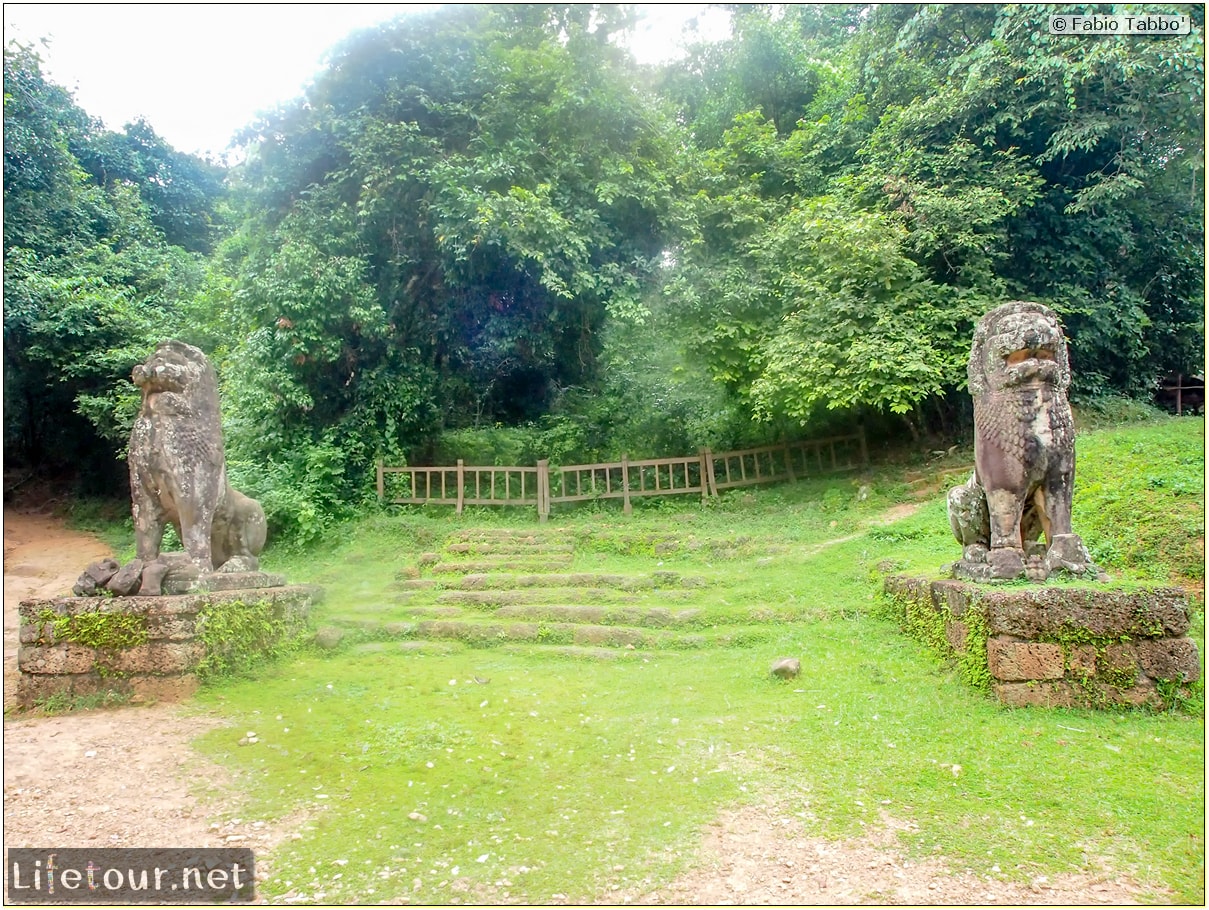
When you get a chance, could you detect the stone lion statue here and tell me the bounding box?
[947,301,1102,582]
[129,340,266,573]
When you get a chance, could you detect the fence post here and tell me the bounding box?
[697,448,710,505]
[702,447,718,497]
[621,453,633,515]
[782,441,795,483]
[537,459,550,523]
[858,426,869,468]
[376,458,385,501]
[456,459,465,515]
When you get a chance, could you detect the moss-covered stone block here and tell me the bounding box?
[882,575,1200,710]
[16,584,322,709]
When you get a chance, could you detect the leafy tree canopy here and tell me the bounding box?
[224,4,680,474]
[3,42,225,487]
[4,4,1203,526]
[661,2,1203,434]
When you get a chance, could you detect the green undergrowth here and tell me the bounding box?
[29,689,133,715]
[125,416,1206,901]
[62,498,138,560]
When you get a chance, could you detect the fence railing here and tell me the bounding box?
[376,429,866,521]
[549,452,710,515]
[377,461,542,513]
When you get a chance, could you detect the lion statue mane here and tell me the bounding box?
[129,340,266,572]
[947,301,1102,582]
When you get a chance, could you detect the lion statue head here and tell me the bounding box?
[131,340,220,409]
[966,301,1071,399]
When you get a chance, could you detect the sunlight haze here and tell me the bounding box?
[4,3,730,161]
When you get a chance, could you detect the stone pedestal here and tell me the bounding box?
[882,575,1200,709]
[16,585,322,708]
[160,567,288,595]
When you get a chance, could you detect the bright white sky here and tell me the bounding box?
[4,3,731,162]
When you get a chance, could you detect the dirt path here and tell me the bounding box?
[2,506,1151,904]
[3,508,114,705]
[2,509,281,860]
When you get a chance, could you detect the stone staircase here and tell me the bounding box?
[322,528,804,656]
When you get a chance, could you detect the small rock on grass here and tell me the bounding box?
[313,627,345,650]
[770,657,801,679]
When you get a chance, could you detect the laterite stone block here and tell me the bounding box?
[16,585,322,708]
[994,681,1076,709]
[1134,638,1201,683]
[945,619,969,653]
[987,639,1065,682]
[883,575,1201,710]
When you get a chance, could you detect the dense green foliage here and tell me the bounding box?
[5,5,1203,535]
[660,3,1204,434]
[3,43,225,488]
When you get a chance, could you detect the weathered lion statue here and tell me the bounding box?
[129,340,266,573]
[947,301,1103,582]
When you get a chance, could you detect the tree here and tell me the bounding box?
[79,118,226,254]
[225,3,680,474]
[662,2,1203,440]
[848,3,1205,394]
[3,42,221,487]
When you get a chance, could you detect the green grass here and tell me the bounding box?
[1074,418,1206,585]
[143,415,1209,901]
[195,629,1205,903]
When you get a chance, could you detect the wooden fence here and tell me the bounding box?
[549,453,710,515]
[376,430,867,521]
[377,462,543,513]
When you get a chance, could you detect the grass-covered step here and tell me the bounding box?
[497,643,658,661]
[322,613,428,635]
[395,617,778,649]
[427,558,574,575]
[434,588,641,606]
[492,602,822,627]
[333,599,820,630]
[450,570,707,590]
[390,578,438,591]
[350,640,464,656]
[388,605,465,619]
[493,604,703,627]
[446,528,563,539]
[448,530,584,544]
[444,542,575,556]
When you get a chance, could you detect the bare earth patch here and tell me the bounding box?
[629,804,1147,905]
[3,507,113,706]
[1,507,1158,904]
